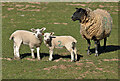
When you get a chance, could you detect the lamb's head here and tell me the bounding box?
[43,32,54,42]
[31,27,46,38]
[71,8,87,23]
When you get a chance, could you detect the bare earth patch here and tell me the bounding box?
[0,57,12,61]
[43,64,68,71]
[66,3,86,7]
[96,68,103,71]
[103,59,120,61]
[28,2,41,4]
[54,58,71,62]
[76,62,83,66]
[25,58,36,61]
[8,8,14,11]
[48,22,68,25]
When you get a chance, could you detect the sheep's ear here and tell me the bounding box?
[75,8,79,10]
[41,27,46,32]
[42,33,44,35]
[31,28,36,32]
[85,8,92,14]
[50,32,54,35]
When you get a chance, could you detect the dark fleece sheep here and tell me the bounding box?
[71,8,112,56]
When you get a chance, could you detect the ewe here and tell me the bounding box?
[72,8,112,56]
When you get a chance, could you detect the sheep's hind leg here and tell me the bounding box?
[87,39,91,55]
[94,40,100,57]
[103,37,107,50]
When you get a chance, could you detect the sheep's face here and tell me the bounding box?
[31,27,46,38]
[71,8,87,22]
[43,32,54,42]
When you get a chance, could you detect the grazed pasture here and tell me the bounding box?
[2,2,119,79]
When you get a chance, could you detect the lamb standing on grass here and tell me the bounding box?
[43,32,77,62]
[71,8,112,56]
[9,27,46,60]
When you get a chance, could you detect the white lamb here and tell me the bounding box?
[43,32,77,62]
[9,27,46,60]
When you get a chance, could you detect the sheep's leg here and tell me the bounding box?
[49,49,53,61]
[36,47,40,60]
[94,40,100,57]
[87,39,91,55]
[31,48,35,59]
[103,37,107,50]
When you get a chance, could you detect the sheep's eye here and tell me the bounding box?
[44,35,46,37]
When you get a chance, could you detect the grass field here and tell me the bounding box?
[2,2,119,79]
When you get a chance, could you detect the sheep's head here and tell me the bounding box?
[31,27,46,38]
[71,8,87,23]
[43,32,54,42]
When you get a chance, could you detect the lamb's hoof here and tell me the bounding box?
[32,57,35,59]
[49,58,53,61]
[87,51,91,56]
[14,57,20,60]
[71,60,76,62]
[37,58,41,60]
[95,54,99,57]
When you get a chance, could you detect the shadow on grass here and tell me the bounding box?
[89,45,120,55]
[20,52,83,61]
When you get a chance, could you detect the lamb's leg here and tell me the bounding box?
[94,40,100,57]
[13,42,16,57]
[70,50,75,62]
[31,48,35,59]
[49,49,53,61]
[103,37,107,50]
[14,44,20,59]
[36,47,40,60]
[87,39,91,55]
[74,47,77,61]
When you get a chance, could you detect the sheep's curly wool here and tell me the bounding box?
[80,8,112,40]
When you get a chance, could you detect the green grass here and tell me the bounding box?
[2,2,119,79]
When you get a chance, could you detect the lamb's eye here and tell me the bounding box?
[35,31,37,33]
[44,35,46,37]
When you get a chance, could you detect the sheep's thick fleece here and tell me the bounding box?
[10,30,42,48]
[45,36,77,48]
[80,9,112,40]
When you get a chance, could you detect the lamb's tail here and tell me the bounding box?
[9,33,14,40]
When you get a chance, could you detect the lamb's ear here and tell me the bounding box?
[50,32,54,35]
[41,27,46,32]
[31,28,36,32]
